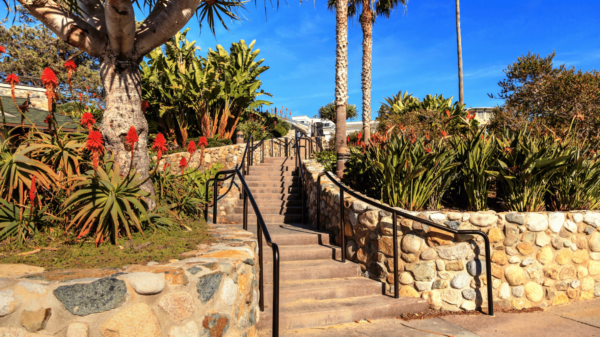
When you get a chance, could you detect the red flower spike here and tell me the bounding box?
[466,112,475,120]
[125,126,139,150]
[198,136,208,148]
[64,60,77,72]
[163,162,169,171]
[29,176,36,206]
[440,130,449,138]
[86,130,104,170]
[187,141,197,155]
[347,136,350,143]
[445,110,451,118]
[152,133,168,162]
[80,112,96,131]
[40,68,58,88]
[0,46,5,54]
[141,100,150,113]
[86,86,89,91]
[179,157,187,174]
[6,74,19,86]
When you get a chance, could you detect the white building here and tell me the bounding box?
[291,116,378,141]
[467,107,495,126]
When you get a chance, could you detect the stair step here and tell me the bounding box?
[263,260,360,282]
[243,175,298,182]
[246,171,298,177]
[263,244,341,262]
[257,294,429,330]
[235,199,303,207]
[250,166,296,172]
[264,277,383,305]
[240,193,301,200]
[243,187,300,194]
[225,214,303,223]
[263,157,296,163]
[245,181,298,188]
[233,206,303,215]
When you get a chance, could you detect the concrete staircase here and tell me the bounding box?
[225,157,429,332]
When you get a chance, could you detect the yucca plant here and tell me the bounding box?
[491,127,570,212]
[377,134,458,211]
[62,158,150,244]
[547,139,600,210]
[452,128,498,211]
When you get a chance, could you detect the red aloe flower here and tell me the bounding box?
[163,162,169,171]
[0,46,5,54]
[86,130,104,169]
[44,115,52,125]
[179,157,187,175]
[126,126,139,151]
[466,111,475,120]
[64,60,77,88]
[80,112,96,131]
[347,136,350,143]
[445,110,451,118]
[440,130,449,138]
[358,132,362,140]
[29,176,36,206]
[141,100,150,113]
[41,68,58,89]
[6,74,19,86]
[187,141,197,155]
[152,133,168,163]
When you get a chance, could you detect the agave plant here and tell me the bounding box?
[491,127,570,212]
[24,130,84,179]
[452,128,498,211]
[62,159,151,244]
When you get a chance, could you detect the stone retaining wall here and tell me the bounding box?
[303,159,600,312]
[0,224,259,337]
[157,137,295,174]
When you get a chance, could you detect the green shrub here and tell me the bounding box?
[490,128,570,212]
[314,150,337,172]
[271,124,288,138]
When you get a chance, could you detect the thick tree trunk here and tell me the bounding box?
[335,0,350,178]
[455,0,464,105]
[99,58,157,210]
[360,3,373,143]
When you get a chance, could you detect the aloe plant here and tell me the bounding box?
[62,159,150,244]
[0,199,60,242]
[452,128,498,211]
[491,128,570,212]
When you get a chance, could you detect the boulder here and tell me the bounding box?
[505,265,527,286]
[120,272,165,295]
[158,292,195,321]
[526,214,548,232]
[53,277,127,316]
[548,213,565,233]
[101,303,161,337]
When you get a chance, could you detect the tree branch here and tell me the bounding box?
[18,0,107,57]
[77,0,107,35]
[134,0,202,59]
[105,0,136,57]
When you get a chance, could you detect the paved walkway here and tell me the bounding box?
[270,298,600,337]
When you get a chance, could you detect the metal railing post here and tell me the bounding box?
[258,218,264,311]
[484,235,494,316]
[340,189,346,263]
[317,174,321,230]
[393,212,399,298]
[213,176,218,224]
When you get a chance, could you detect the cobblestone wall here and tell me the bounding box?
[303,159,600,312]
[0,224,259,337]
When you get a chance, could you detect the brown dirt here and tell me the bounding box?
[397,307,544,321]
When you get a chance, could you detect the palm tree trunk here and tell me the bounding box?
[455,0,464,105]
[360,2,373,143]
[335,0,350,178]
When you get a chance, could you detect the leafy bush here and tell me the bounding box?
[314,149,337,172]
[272,124,288,138]
[237,119,271,142]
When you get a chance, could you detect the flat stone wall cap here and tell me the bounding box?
[0,264,45,278]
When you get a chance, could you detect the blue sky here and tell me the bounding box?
[4,0,600,121]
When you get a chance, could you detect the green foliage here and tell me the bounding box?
[141,30,271,144]
[272,124,288,138]
[490,128,571,212]
[237,119,270,142]
[315,150,337,172]
[548,140,600,211]
[0,11,102,98]
[451,129,498,211]
[0,199,59,243]
[345,133,458,211]
[316,102,358,123]
[62,159,150,244]
[488,51,600,140]
[376,91,475,139]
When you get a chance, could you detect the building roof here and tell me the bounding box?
[0,96,79,130]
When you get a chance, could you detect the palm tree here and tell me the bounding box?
[329,0,407,145]
[455,0,464,104]
[333,0,350,178]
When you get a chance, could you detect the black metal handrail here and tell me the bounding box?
[203,139,281,336]
[315,170,494,316]
[292,126,307,225]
